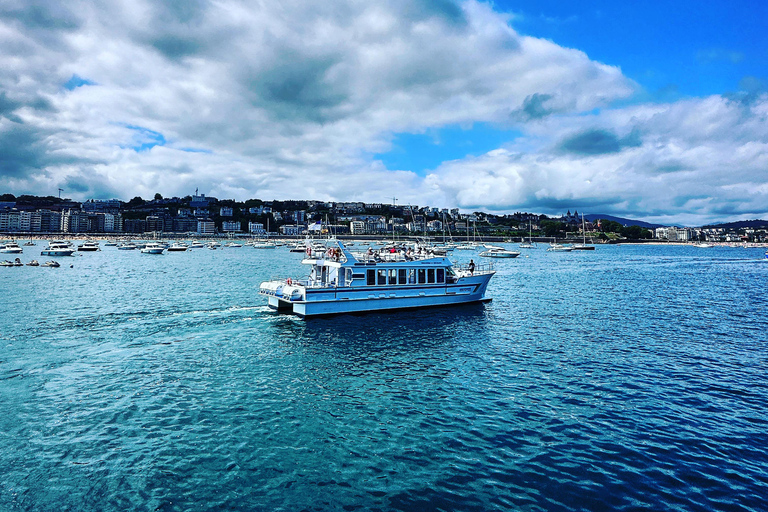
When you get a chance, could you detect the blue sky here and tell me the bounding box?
[379,0,767,176]
[0,0,766,225]
[505,0,767,97]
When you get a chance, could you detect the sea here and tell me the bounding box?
[1,242,767,511]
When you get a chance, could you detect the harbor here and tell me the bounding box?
[2,241,767,510]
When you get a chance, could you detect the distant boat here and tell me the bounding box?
[547,243,573,252]
[77,241,100,251]
[0,242,23,254]
[479,248,520,258]
[41,242,75,256]
[520,221,537,249]
[26,260,40,266]
[167,242,188,252]
[571,214,596,250]
[41,260,60,267]
[253,241,276,249]
[694,243,714,248]
[140,242,165,254]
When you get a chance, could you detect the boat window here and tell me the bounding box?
[388,269,397,285]
[408,269,416,284]
[427,269,435,284]
[367,269,375,286]
[418,269,426,284]
[398,269,407,285]
[377,269,387,285]
[437,268,445,283]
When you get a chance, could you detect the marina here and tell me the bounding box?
[1,241,767,510]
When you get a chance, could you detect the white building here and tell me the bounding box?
[279,224,303,236]
[222,220,241,232]
[350,220,366,234]
[220,207,233,217]
[197,220,215,235]
[248,222,266,235]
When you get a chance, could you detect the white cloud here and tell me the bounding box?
[1,0,765,224]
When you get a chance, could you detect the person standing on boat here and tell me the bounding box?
[469,259,475,275]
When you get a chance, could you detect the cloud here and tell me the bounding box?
[558,128,642,155]
[3,0,765,225]
[426,92,768,224]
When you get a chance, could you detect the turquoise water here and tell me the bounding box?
[1,244,767,511]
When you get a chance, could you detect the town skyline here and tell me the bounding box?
[1,1,766,226]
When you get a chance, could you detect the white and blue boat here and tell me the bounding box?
[41,241,75,256]
[259,240,495,317]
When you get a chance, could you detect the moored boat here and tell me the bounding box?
[547,243,573,252]
[259,240,495,317]
[479,248,520,258]
[140,242,165,254]
[77,241,100,251]
[167,242,188,252]
[41,242,75,256]
[0,242,23,254]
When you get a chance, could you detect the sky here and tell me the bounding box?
[0,0,766,225]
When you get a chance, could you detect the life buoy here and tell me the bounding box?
[305,246,311,256]
[286,278,292,285]
[326,248,333,258]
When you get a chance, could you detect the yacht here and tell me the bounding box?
[479,247,520,258]
[259,240,495,317]
[41,242,75,256]
[77,241,100,251]
[117,242,137,250]
[547,243,573,252]
[140,242,165,254]
[167,242,188,252]
[1,242,23,253]
[253,241,276,249]
[189,241,205,249]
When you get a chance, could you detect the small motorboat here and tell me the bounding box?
[0,242,23,254]
[77,241,100,251]
[0,260,14,267]
[547,243,573,252]
[13,258,22,266]
[42,260,61,267]
[26,260,40,266]
[140,242,165,254]
[479,248,520,258]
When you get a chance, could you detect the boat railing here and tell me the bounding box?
[352,250,441,263]
[454,262,495,275]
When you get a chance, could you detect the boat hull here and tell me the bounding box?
[264,274,494,318]
[41,249,74,256]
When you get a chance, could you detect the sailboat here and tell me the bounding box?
[571,214,595,250]
[455,220,478,250]
[519,220,537,249]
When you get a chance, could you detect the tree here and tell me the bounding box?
[0,194,15,201]
[127,196,145,208]
[154,193,163,201]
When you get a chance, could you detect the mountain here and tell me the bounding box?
[702,219,768,229]
[584,214,663,229]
